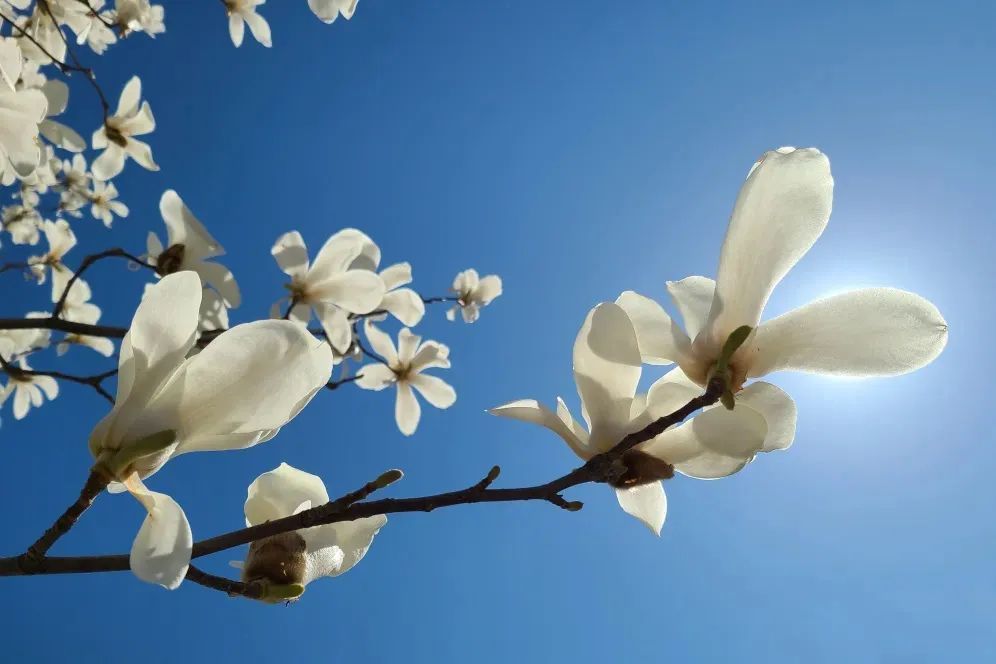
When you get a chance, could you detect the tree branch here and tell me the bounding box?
[0,376,725,579]
[53,248,155,319]
[0,355,117,403]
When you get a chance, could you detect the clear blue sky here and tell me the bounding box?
[2,1,993,661]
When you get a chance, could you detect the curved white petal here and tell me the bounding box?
[489,399,591,460]
[303,514,386,582]
[313,302,351,353]
[572,303,641,437]
[271,231,309,279]
[701,147,833,350]
[409,373,455,409]
[397,328,420,366]
[395,382,420,436]
[363,320,398,366]
[159,190,223,259]
[127,476,192,590]
[116,76,142,117]
[309,270,385,314]
[354,363,397,391]
[615,482,666,536]
[228,14,245,47]
[244,12,271,47]
[748,288,948,379]
[245,462,330,527]
[381,288,424,326]
[666,276,715,340]
[195,261,241,308]
[615,291,692,365]
[379,262,411,290]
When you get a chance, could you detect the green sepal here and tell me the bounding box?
[260,582,306,603]
[102,429,178,478]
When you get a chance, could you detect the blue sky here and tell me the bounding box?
[2,1,994,661]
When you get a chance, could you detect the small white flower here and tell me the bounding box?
[270,230,386,352]
[56,0,117,54]
[147,190,240,308]
[27,219,76,299]
[356,320,456,436]
[224,0,271,48]
[1,358,59,420]
[89,179,128,227]
[237,462,386,602]
[307,0,357,24]
[57,153,91,213]
[1,203,42,245]
[114,0,165,37]
[91,76,158,180]
[56,278,114,357]
[616,148,948,399]
[446,269,502,323]
[88,272,333,588]
[491,303,796,535]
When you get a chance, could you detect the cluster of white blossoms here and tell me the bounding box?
[492,148,947,535]
[224,0,358,48]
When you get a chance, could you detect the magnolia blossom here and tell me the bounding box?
[331,228,425,327]
[225,0,271,48]
[56,0,117,54]
[1,203,41,244]
[1,358,59,420]
[270,230,385,352]
[88,272,333,588]
[91,76,158,180]
[356,321,455,436]
[56,278,114,357]
[616,148,948,401]
[114,0,165,37]
[308,0,357,24]
[57,153,90,213]
[89,179,128,227]
[236,462,386,602]
[28,219,76,299]
[446,269,502,323]
[147,190,240,308]
[14,10,67,65]
[0,44,46,181]
[491,303,795,534]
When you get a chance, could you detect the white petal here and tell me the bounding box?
[159,190,223,259]
[244,11,272,47]
[489,399,590,460]
[475,275,502,304]
[195,261,241,308]
[127,476,192,590]
[271,231,309,279]
[381,288,424,326]
[702,147,833,351]
[363,320,398,366]
[379,262,411,290]
[91,144,125,180]
[397,328,420,366]
[395,382,420,436]
[409,373,455,409]
[115,76,142,117]
[228,14,245,47]
[123,138,158,171]
[735,381,797,452]
[615,291,692,365]
[614,482,666,535]
[308,232,364,282]
[354,363,397,391]
[748,288,948,379]
[666,276,715,340]
[303,514,386,583]
[572,303,641,439]
[168,321,333,453]
[310,270,385,314]
[314,302,351,353]
[245,462,329,527]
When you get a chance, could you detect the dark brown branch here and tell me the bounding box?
[0,377,725,579]
[184,565,263,600]
[0,317,128,338]
[325,374,363,391]
[15,469,109,572]
[36,0,111,118]
[0,261,29,276]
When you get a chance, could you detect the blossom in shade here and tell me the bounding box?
[91,76,158,180]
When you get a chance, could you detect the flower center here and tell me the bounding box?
[104,121,128,147]
[156,243,185,276]
[610,450,675,488]
[242,531,308,587]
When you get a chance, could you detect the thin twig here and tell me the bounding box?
[0,354,117,403]
[0,316,128,338]
[53,247,155,318]
[36,0,111,118]
[325,374,362,391]
[184,565,263,600]
[0,377,726,579]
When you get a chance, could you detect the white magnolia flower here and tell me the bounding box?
[56,0,117,53]
[270,230,386,352]
[616,148,948,399]
[1,203,41,244]
[147,190,240,308]
[88,272,333,589]
[224,0,271,48]
[308,0,357,24]
[18,145,60,195]
[89,179,128,227]
[0,42,46,180]
[57,153,90,213]
[331,228,425,326]
[91,76,158,180]
[356,321,455,436]
[446,269,502,323]
[0,36,21,90]
[1,357,58,420]
[56,278,114,357]
[237,462,386,601]
[37,79,86,152]
[28,219,76,299]
[491,303,795,534]
[114,0,165,37]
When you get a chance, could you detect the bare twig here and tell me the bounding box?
[36,0,111,119]
[53,248,155,318]
[0,376,726,580]
[0,355,117,403]
[325,374,363,391]
[184,565,263,600]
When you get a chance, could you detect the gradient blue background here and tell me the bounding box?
[2,1,992,661]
